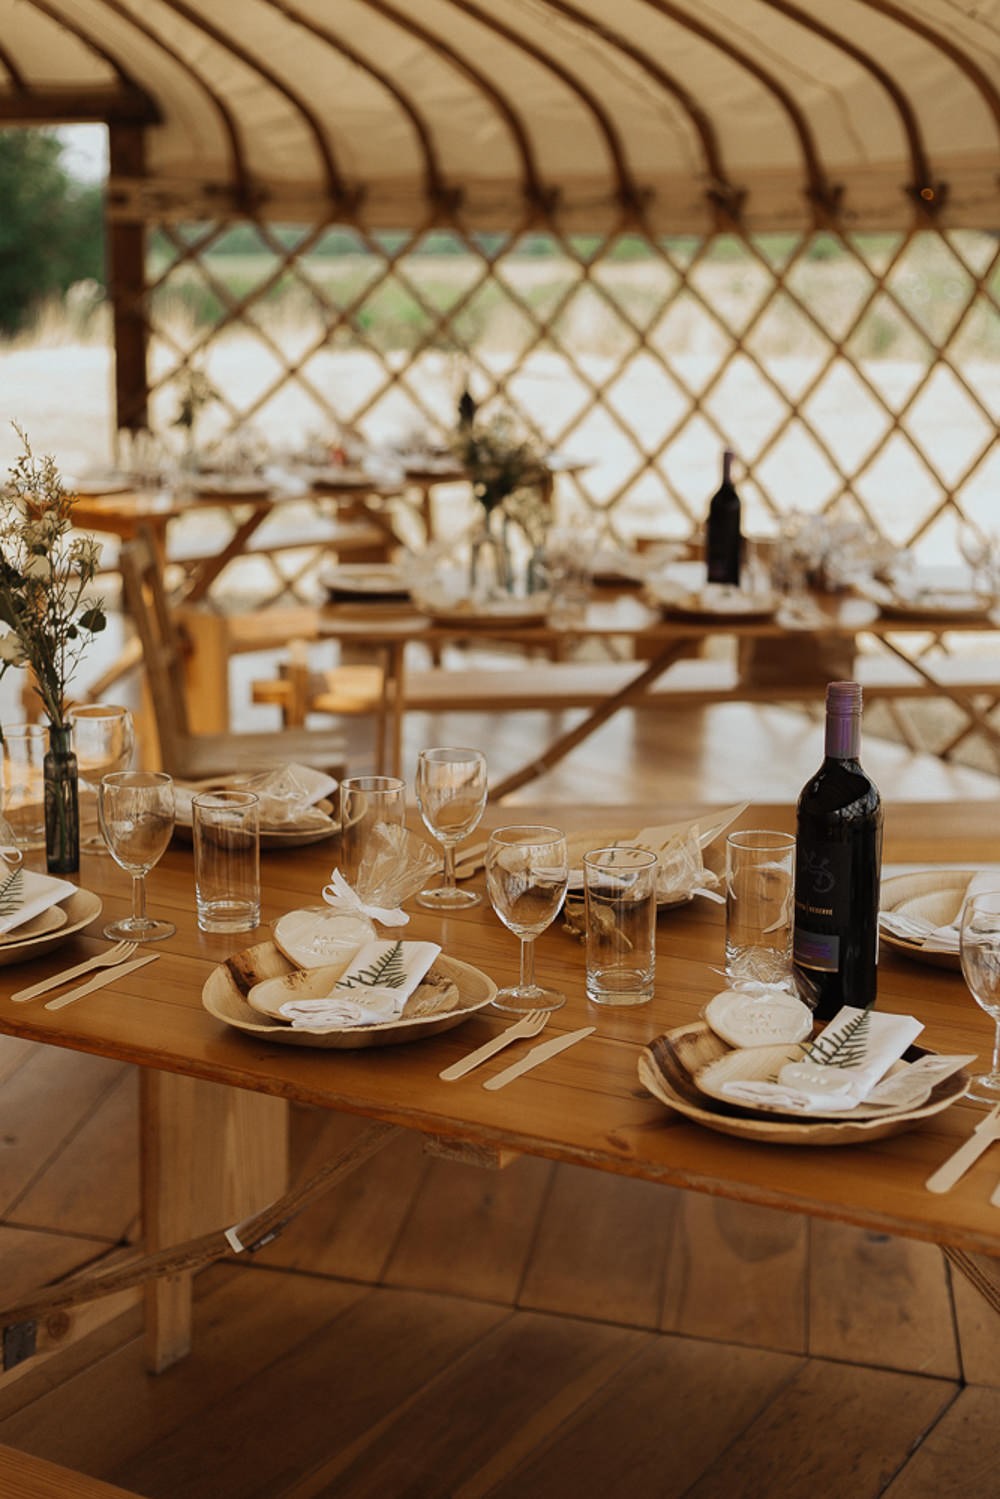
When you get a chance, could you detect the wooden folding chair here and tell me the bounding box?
[118,532,347,779]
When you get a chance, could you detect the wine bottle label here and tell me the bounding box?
[793,927,840,972]
[793,843,852,972]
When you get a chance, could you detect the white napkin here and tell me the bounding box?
[175,764,337,827]
[0,866,76,936]
[241,764,337,824]
[568,821,728,905]
[720,1006,924,1114]
[923,871,1000,953]
[279,939,441,1029]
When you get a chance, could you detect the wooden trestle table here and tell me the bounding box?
[1,800,999,1375]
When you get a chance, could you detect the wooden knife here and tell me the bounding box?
[483,1026,595,1091]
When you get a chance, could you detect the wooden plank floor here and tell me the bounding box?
[1,677,999,1495]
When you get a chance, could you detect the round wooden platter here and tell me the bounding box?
[638,1020,969,1146]
[879,869,972,971]
[421,599,552,629]
[0,889,103,968]
[645,586,778,623]
[202,939,498,1049]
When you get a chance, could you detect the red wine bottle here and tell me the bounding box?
[705,449,742,585]
[793,681,883,1020]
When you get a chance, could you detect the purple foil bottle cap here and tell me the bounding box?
[826,681,862,714]
[825,681,862,756]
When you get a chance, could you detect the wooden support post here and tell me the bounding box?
[107,124,149,434]
[140,1072,288,1372]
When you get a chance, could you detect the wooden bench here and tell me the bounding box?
[396,652,1000,711]
[0,1445,140,1498]
[251,639,1000,780]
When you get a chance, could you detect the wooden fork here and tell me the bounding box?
[10,940,140,1003]
[439,1009,549,1081]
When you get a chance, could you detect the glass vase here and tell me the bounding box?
[44,724,80,875]
[469,507,517,598]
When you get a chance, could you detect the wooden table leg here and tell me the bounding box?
[139,1070,288,1372]
[488,638,695,801]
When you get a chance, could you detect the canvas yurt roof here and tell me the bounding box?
[1,0,999,231]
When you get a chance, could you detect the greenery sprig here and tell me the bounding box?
[799,1006,873,1069]
[339,942,406,989]
[452,409,549,517]
[0,426,106,729]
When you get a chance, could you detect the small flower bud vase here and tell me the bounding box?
[44,724,79,874]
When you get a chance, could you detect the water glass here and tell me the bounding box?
[584,847,657,1006]
[339,775,406,884]
[725,830,795,982]
[416,747,488,910]
[1,724,47,852]
[99,771,176,941]
[193,790,261,934]
[959,888,1000,1104]
[486,824,569,1013]
[68,704,135,852]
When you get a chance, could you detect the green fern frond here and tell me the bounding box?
[0,865,24,917]
[340,942,407,990]
[799,1006,873,1069]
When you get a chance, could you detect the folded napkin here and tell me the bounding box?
[568,822,727,905]
[720,1006,924,1114]
[0,865,76,936]
[279,939,441,1029]
[175,764,337,828]
[923,871,1000,953]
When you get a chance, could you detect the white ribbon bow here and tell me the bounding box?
[322,868,409,927]
[0,845,23,868]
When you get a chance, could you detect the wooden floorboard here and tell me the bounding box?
[681,1361,957,1499]
[881,1384,1000,1499]
[660,1193,809,1353]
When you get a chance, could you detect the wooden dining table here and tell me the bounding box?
[318,586,1000,793]
[1,799,999,1378]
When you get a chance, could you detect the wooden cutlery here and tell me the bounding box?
[925,1102,1000,1193]
[11,940,140,1003]
[483,1026,595,1091]
[439,1009,549,1081]
[44,953,159,1011]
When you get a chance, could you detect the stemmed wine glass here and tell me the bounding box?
[957,522,998,597]
[98,771,176,941]
[959,888,1000,1104]
[415,747,488,910]
[68,704,135,852]
[485,824,569,1013]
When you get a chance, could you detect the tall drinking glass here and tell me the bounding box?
[68,704,135,851]
[415,748,487,910]
[485,824,568,1013]
[959,888,1000,1104]
[98,771,176,941]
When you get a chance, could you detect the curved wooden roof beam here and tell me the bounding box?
[858,0,1000,149]
[0,38,27,91]
[22,0,159,121]
[637,0,841,224]
[538,0,744,227]
[87,0,251,210]
[260,0,451,211]
[360,0,550,216]
[155,0,347,208]
[441,0,643,218]
[760,0,941,216]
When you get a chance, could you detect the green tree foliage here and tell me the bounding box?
[0,129,105,337]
